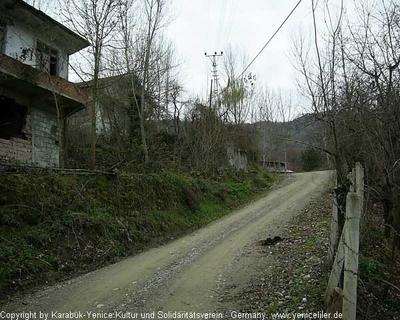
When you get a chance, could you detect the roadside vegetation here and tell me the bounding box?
[292,0,400,316]
[0,165,275,301]
[222,191,399,320]
[3,0,398,315]
[301,146,323,172]
[357,205,400,319]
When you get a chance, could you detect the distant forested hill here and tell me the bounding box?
[244,113,325,171]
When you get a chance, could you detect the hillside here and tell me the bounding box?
[244,113,324,171]
[0,166,275,301]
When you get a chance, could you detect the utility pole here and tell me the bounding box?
[204,51,223,107]
[209,79,213,108]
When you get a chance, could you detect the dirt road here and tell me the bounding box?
[3,171,332,318]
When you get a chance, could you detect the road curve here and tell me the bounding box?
[3,171,333,317]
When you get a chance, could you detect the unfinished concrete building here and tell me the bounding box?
[0,0,89,167]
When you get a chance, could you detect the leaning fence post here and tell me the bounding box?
[328,174,339,264]
[355,162,364,200]
[325,232,345,307]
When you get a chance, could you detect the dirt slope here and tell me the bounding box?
[2,171,332,317]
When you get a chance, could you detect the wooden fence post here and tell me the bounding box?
[328,192,340,264]
[325,232,345,307]
[342,162,364,320]
[355,162,364,207]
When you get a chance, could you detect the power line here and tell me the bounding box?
[223,0,238,48]
[238,0,303,80]
[216,0,228,48]
[214,0,303,102]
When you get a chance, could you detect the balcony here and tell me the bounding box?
[0,53,88,114]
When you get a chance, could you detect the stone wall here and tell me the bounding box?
[227,146,248,172]
[31,108,59,167]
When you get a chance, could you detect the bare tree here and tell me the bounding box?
[293,5,400,307]
[62,0,121,169]
[181,101,226,173]
[134,0,170,163]
[292,0,349,230]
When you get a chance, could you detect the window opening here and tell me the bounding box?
[36,41,58,76]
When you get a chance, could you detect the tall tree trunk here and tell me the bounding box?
[90,45,100,170]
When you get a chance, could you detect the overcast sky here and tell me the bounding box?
[165,0,313,102]
[26,0,340,113]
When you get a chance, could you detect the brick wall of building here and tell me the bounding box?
[0,106,61,167]
[0,107,32,164]
[0,137,32,163]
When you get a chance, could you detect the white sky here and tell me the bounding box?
[26,0,348,113]
[165,0,313,102]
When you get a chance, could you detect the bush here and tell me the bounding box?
[301,147,322,172]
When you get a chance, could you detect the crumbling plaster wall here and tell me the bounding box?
[31,107,59,167]
[0,87,60,167]
[227,146,248,172]
[4,19,69,79]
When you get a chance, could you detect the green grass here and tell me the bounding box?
[0,165,275,297]
[356,214,400,319]
[359,256,384,277]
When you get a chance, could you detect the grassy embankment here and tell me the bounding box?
[0,166,275,299]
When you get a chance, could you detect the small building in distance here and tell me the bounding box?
[0,0,89,167]
[63,72,158,168]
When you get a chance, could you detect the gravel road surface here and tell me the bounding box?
[2,171,332,319]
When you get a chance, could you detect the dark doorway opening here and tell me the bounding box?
[0,96,27,139]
